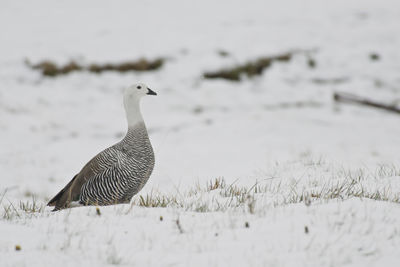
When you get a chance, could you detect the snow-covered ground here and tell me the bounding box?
[1,0,400,266]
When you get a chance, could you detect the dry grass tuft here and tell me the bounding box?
[208,177,226,191]
[1,164,399,221]
[136,193,178,208]
[203,52,293,81]
[26,58,164,77]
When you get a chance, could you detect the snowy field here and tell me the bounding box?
[1,0,400,266]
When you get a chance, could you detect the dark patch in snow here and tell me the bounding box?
[26,58,164,77]
[203,52,295,81]
[369,53,380,61]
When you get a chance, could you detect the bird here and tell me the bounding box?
[47,83,157,211]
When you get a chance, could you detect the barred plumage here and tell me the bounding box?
[48,83,157,211]
[80,124,154,206]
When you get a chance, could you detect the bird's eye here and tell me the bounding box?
[137,86,141,89]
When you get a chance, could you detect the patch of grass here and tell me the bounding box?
[26,58,164,77]
[203,52,293,81]
[1,164,399,221]
[208,177,226,191]
[375,164,400,177]
[131,164,400,212]
[135,192,178,208]
[1,192,44,220]
[19,197,44,213]
[28,60,82,77]
[2,203,20,220]
[88,58,164,73]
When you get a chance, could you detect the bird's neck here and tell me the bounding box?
[125,99,144,130]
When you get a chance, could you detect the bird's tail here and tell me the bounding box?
[47,175,78,210]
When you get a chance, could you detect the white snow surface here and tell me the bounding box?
[1,0,400,266]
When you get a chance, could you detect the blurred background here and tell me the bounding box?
[1,0,399,203]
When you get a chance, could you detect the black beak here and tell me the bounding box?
[147,88,157,96]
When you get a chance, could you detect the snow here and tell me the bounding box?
[1,0,400,266]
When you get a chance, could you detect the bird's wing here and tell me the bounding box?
[48,146,124,210]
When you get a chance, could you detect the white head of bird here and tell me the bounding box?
[123,83,157,128]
